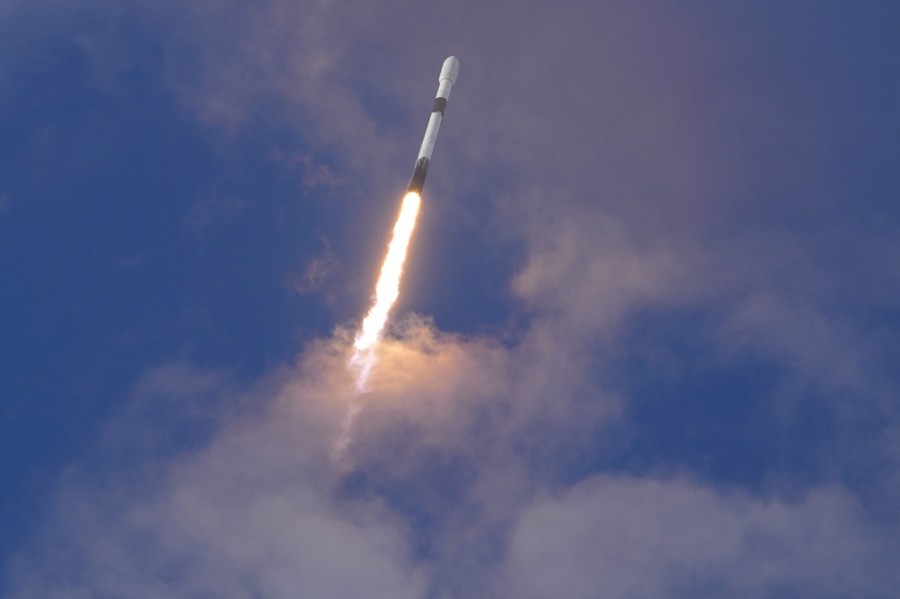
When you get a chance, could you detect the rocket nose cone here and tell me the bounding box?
[440,56,460,85]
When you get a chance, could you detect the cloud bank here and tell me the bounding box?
[8,318,898,597]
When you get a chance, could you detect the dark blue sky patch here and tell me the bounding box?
[0,17,219,565]
[0,9,344,570]
[566,308,846,495]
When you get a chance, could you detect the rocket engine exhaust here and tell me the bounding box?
[349,191,422,391]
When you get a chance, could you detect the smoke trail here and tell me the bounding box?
[332,399,363,458]
[336,192,421,456]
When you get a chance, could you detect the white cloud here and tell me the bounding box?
[499,475,893,598]
[7,355,427,598]
[10,317,897,597]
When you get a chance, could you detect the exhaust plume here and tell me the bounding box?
[349,191,422,392]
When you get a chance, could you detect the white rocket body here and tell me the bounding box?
[408,56,460,193]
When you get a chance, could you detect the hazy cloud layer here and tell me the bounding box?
[7,355,427,598]
[8,319,899,597]
[501,476,891,598]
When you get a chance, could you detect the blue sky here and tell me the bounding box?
[2,1,899,597]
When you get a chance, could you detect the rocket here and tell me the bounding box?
[407,56,460,193]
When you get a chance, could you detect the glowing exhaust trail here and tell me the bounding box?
[349,191,421,391]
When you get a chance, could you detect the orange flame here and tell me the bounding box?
[349,191,422,392]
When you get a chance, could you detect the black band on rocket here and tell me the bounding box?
[431,97,448,115]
